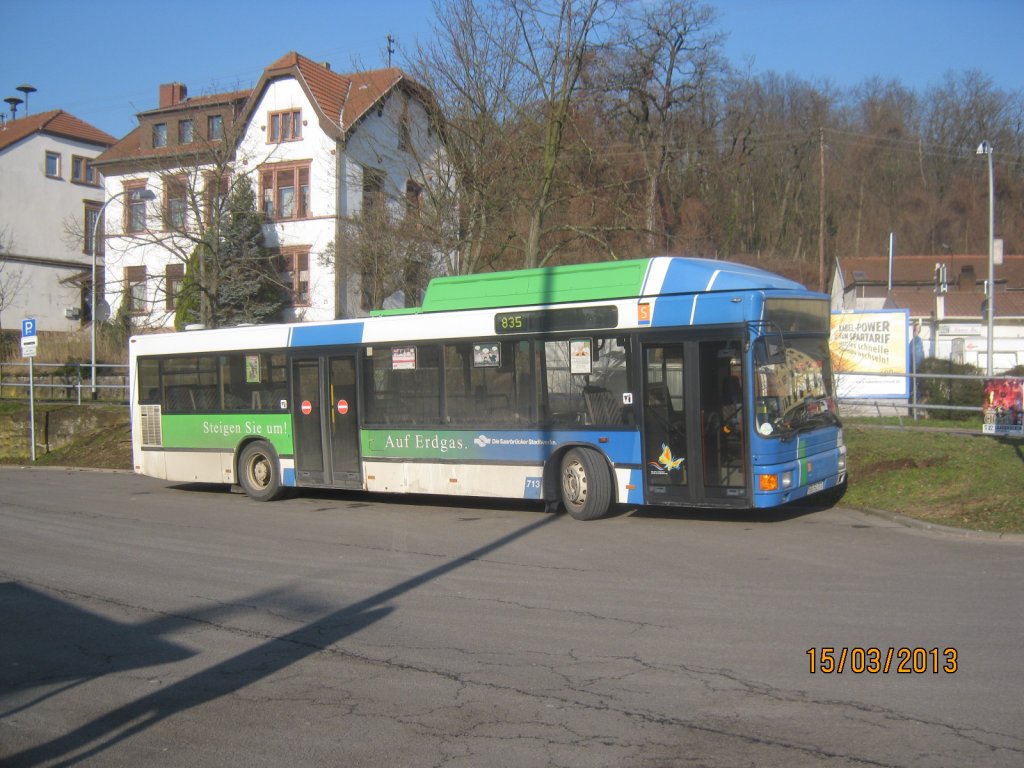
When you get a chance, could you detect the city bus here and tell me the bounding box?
[129,257,847,520]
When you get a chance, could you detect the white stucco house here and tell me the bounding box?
[832,254,1024,373]
[93,51,446,328]
[0,110,116,334]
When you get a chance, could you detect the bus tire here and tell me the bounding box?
[560,448,612,521]
[238,440,284,502]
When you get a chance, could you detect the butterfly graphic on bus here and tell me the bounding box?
[649,443,684,473]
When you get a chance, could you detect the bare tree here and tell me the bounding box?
[612,0,723,251]
[410,0,529,274]
[509,0,614,267]
[0,229,27,342]
[98,109,287,329]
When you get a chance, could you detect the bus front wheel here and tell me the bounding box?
[238,441,284,501]
[560,448,612,521]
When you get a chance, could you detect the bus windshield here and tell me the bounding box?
[753,335,839,437]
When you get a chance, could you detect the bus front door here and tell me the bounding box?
[642,339,748,507]
[291,355,362,489]
[642,344,692,505]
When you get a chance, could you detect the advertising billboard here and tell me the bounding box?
[830,310,910,398]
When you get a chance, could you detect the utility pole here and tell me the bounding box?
[387,34,395,68]
[818,126,826,293]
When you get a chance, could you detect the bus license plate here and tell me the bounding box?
[807,481,825,494]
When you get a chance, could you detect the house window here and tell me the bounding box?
[153,123,168,148]
[165,263,185,310]
[164,176,188,230]
[276,247,310,306]
[84,202,102,256]
[71,155,100,185]
[204,171,230,225]
[405,180,422,218]
[362,167,385,213]
[178,119,194,145]
[260,163,310,221]
[125,266,148,314]
[268,109,302,143]
[45,151,61,178]
[125,184,151,233]
[208,114,223,140]
[398,112,411,151]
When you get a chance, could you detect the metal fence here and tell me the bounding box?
[837,369,1009,425]
[0,361,129,404]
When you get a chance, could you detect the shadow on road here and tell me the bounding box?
[2,513,556,766]
[166,481,833,526]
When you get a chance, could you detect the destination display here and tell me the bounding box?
[494,306,618,335]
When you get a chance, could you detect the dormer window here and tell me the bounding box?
[268,109,302,143]
[153,123,168,148]
[208,114,223,140]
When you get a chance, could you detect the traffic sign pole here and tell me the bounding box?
[28,358,36,462]
[22,319,37,461]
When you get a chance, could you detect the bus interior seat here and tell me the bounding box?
[583,385,622,425]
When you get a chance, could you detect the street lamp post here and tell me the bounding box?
[90,188,154,398]
[977,140,995,376]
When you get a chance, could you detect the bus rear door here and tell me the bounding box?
[291,354,362,488]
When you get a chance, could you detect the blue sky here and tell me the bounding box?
[4,0,1022,139]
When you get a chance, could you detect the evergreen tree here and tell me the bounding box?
[217,175,284,326]
[173,175,283,329]
[173,246,205,330]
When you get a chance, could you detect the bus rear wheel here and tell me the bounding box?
[560,448,612,521]
[238,440,284,501]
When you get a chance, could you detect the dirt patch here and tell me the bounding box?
[859,456,948,474]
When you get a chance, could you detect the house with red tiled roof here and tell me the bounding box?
[93,51,445,328]
[0,109,116,333]
[832,254,1024,371]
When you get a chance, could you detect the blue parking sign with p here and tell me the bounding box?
[22,318,36,338]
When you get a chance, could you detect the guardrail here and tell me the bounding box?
[0,361,129,404]
[836,369,1011,424]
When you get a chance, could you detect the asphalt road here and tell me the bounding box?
[1,466,1022,767]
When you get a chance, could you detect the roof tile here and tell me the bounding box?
[0,110,116,152]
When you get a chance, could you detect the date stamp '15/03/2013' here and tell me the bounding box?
[807,647,958,674]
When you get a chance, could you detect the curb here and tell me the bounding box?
[854,505,1024,543]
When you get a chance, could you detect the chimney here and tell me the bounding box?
[159,82,188,108]
[959,265,976,290]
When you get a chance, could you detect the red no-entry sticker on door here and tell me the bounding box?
[337,399,349,415]
[301,400,312,415]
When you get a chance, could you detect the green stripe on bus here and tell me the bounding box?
[376,258,654,314]
[160,414,294,454]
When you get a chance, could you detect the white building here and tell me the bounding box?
[832,253,1024,373]
[0,110,115,333]
[93,51,445,328]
